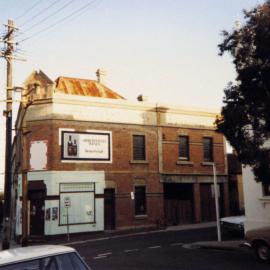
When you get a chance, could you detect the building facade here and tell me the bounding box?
[11,70,229,240]
[243,145,270,231]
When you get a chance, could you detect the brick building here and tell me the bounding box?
[11,70,229,240]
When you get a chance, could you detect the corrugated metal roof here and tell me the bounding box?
[55,76,125,100]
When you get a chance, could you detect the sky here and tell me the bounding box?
[0,0,263,191]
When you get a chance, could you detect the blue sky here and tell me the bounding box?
[0,0,263,190]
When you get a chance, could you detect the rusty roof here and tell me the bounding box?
[55,76,125,100]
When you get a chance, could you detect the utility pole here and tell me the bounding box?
[1,19,17,250]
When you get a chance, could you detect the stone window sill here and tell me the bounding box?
[259,197,270,207]
[130,160,149,164]
[176,160,194,166]
[134,215,148,219]
[201,162,214,166]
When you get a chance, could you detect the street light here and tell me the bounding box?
[213,163,222,242]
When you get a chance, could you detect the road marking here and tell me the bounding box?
[93,252,112,260]
[93,256,107,260]
[98,252,112,256]
[148,245,161,249]
[170,242,183,246]
[124,249,139,253]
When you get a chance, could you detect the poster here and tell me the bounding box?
[61,131,112,162]
[52,207,58,220]
[45,208,51,220]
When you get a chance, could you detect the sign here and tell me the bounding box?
[64,197,71,208]
[61,131,112,162]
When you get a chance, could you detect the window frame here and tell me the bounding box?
[203,137,213,162]
[178,135,190,160]
[59,182,96,226]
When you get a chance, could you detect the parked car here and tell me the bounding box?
[0,245,90,269]
[220,215,246,235]
[245,226,270,262]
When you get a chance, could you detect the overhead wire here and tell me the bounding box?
[22,0,75,33]
[20,0,99,43]
[20,0,62,27]
[15,0,44,21]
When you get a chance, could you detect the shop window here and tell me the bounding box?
[133,135,146,160]
[135,186,146,215]
[263,183,270,196]
[179,136,189,160]
[203,137,213,162]
[59,183,95,225]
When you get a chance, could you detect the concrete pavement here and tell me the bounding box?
[183,240,245,251]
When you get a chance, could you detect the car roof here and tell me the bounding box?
[0,245,75,265]
[220,215,246,223]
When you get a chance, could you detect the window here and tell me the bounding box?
[263,183,270,196]
[203,137,213,162]
[60,183,95,225]
[135,186,146,215]
[179,136,189,160]
[133,135,146,160]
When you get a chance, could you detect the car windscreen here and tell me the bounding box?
[0,252,89,270]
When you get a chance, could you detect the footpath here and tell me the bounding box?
[3,222,245,251]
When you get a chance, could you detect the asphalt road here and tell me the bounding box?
[69,227,269,270]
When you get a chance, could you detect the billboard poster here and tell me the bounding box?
[61,130,112,162]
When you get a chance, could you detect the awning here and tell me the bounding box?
[28,181,46,191]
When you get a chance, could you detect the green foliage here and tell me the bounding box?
[217,1,270,184]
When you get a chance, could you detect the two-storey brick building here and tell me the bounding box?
[11,70,228,240]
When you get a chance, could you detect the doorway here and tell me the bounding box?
[28,181,46,236]
[164,183,194,225]
[104,189,115,230]
[200,184,224,222]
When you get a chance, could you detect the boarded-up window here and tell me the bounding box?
[135,186,146,215]
[179,136,189,160]
[29,140,48,171]
[59,183,95,225]
[133,135,146,160]
[203,137,213,162]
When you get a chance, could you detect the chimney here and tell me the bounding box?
[96,69,107,84]
[137,94,148,102]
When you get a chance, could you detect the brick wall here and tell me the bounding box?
[162,126,226,174]
[23,119,227,228]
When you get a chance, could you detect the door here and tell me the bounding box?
[164,183,193,225]
[104,189,115,230]
[29,190,45,236]
[200,184,222,222]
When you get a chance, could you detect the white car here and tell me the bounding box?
[220,215,246,235]
[0,245,90,269]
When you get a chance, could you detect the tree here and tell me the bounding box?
[216,1,270,184]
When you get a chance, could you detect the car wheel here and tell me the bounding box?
[255,243,270,262]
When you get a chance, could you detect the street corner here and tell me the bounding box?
[182,241,245,251]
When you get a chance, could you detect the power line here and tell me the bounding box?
[20,0,98,43]
[15,0,44,21]
[20,0,62,27]
[23,0,75,33]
